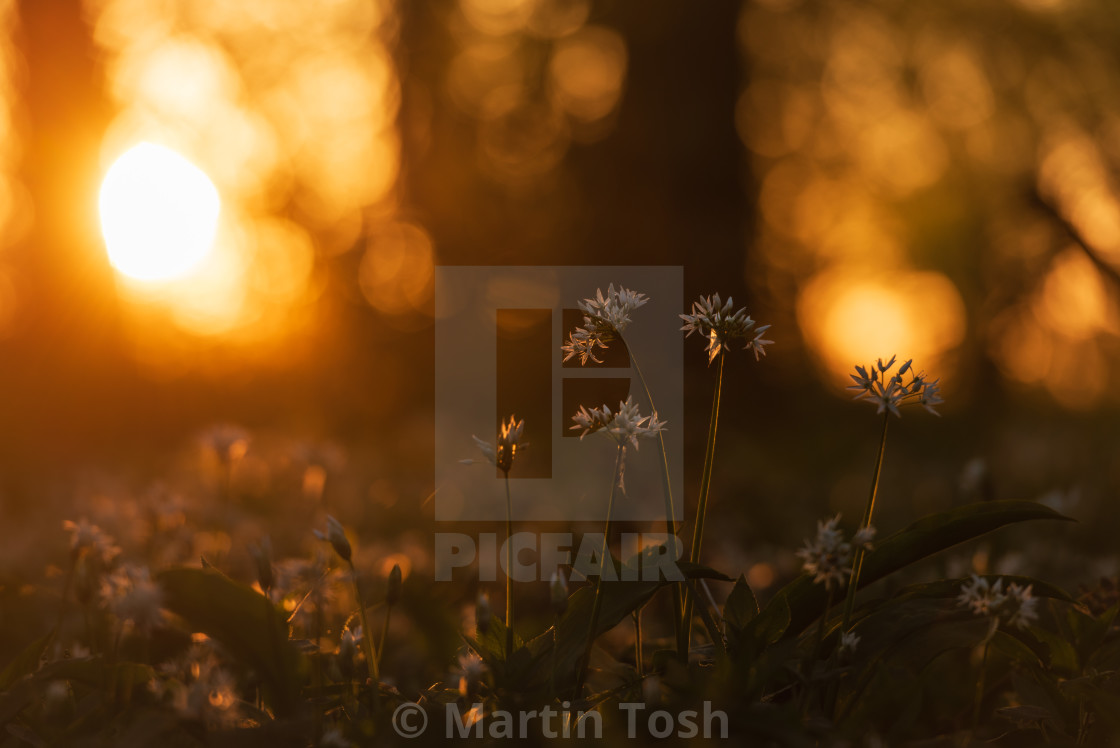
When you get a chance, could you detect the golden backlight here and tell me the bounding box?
[99,142,220,282]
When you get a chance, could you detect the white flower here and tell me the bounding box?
[62,519,120,565]
[562,284,648,365]
[1002,582,1039,630]
[469,415,525,474]
[796,515,853,591]
[839,631,860,655]
[957,575,1039,630]
[796,515,876,591]
[578,284,648,334]
[848,356,943,417]
[101,563,164,633]
[680,294,772,364]
[852,526,876,549]
[570,397,666,449]
[570,397,666,492]
[455,651,488,697]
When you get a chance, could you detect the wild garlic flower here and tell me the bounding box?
[570,396,666,449]
[469,415,525,474]
[796,515,875,591]
[680,294,772,364]
[562,284,648,365]
[101,563,164,633]
[63,519,121,566]
[838,631,860,655]
[957,575,1038,630]
[455,651,488,698]
[848,356,943,417]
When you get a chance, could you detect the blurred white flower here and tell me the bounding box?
[680,293,772,364]
[796,516,853,591]
[957,574,1039,630]
[796,515,875,592]
[63,519,120,566]
[101,563,163,633]
[839,630,860,655]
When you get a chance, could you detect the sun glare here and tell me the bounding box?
[99,142,221,282]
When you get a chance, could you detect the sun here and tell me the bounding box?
[99,142,221,282]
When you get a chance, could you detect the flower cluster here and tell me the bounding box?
[561,284,648,365]
[957,575,1039,630]
[100,563,164,633]
[570,396,666,449]
[680,294,772,364]
[796,515,876,591]
[63,518,121,566]
[848,356,943,418]
[469,415,526,475]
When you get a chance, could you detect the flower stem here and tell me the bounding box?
[576,443,625,698]
[628,349,684,661]
[348,560,379,709]
[505,472,515,657]
[681,352,725,654]
[974,619,998,726]
[801,586,835,713]
[840,413,889,633]
[633,607,644,676]
[377,601,392,674]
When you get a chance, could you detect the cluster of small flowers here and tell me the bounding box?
[569,396,666,449]
[100,563,165,634]
[680,293,772,364]
[561,284,649,365]
[848,356,943,418]
[957,574,1039,630]
[151,642,240,729]
[796,515,876,592]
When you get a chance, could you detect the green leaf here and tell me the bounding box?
[0,631,53,691]
[759,501,1073,641]
[723,575,759,631]
[158,567,302,715]
[525,562,729,692]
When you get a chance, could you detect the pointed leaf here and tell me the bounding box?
[763,501,1072,640]
[158,567,302,715]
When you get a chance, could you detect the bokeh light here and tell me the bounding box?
[99,142,220,282]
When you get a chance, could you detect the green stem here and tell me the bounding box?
[377,602,392,673]
[681,352,725,653]
[801,586,835,713]
[974,619,997,726]
[576,443,625,698]
[348,560,379,708]
[633,608,644,677]
[628,350,684,661]
[840,413,889,633]
[505,472,514,657]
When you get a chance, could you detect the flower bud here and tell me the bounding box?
[387,563,402,605]
[322,515,351,563]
